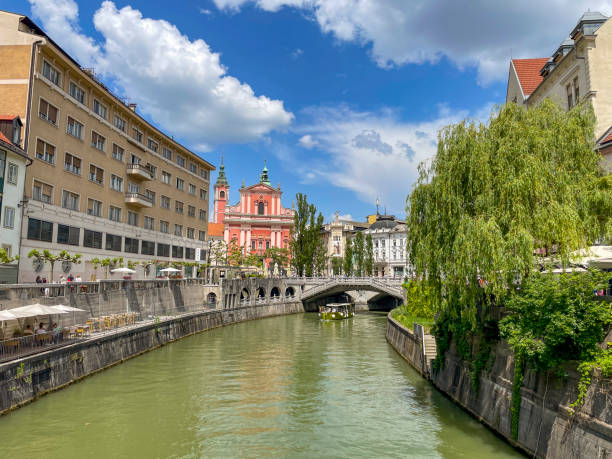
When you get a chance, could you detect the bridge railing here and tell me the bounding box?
[301,277,404,299]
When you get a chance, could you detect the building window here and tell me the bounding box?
[145,189,155,204]
[128,182,140,194]
[130,153,141,165]
[91,131,106,152]
[127,211,138,226]
[109,206,122,222]
[125,237,139,254]
[161,171,171,185]
[147,138,158,152]
[188,183,196,195]
[200,189,207,200]
[157,243,170,257]
[251,240,256,250]
[89,165,104,185]
[114,115,126,132]
[57,224,80,245]
[189,162,197,174]
[172,245,183,258]
[42,60,61,87]
[258,201,264,215]
[573,77,580,103]
[3,207,15,228]
[199,209,206,221]
[110,174,123,192]
[162,147,172,160]
[198,231,206,241]
[259,241,263,249]
[106,233,122,251]
[112,144,124,162]
[93,99,107,119]
[176,155,185,167]
[160,220,169,233]
[175,201,184,214]
[27,218,53,242]
[83,229,102,248]
[187,205,195,217]
[266,241,270,249]
[87,198,103,217]
[200,168,208,180]
[187,228,195,239]
[141,240,155,256]
[132,127,143,143]
[567,84,573,109]
[160,195,170,209]
[39,98,58,125]
[146,163,157,179]
[61,190,80,211]
[36,139,56,164]
[176,178,184,191]
[7,163,18,184]
[66,117,83,139]
[64,153,81,175]
[33,180,53,203]
[174,224,183,237]
[219,190,225,199]
[185,247,195,260]
[144,215,155,230]
[69,82,86,104]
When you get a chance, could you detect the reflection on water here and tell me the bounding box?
[0,313,523,458]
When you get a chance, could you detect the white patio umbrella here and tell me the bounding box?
[0,310,17,340]
[160,267,181,273]
[51,305,86,312]
[111,267,136,274]
[7,304,69,318]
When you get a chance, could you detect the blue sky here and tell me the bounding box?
[13,0,612,221]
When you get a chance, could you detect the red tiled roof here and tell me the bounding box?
[0,115,19,121]
[208,223,225,237]
[601,130,612,145]
[0,132,11,144]
[512,58,549,96]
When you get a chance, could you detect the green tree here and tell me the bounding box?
[227,240,244,267]
[0,248,18,264]
[313,239,328,276]
[290,193,324,276]
[343,238,353,276]
[265,247,289,274]
[28,249,82,283]
[353,231,365,276]
[210,241,227,266]
[245,252,263,269]
[331,257,343,275]
[406,100,610,323]
[365,234,374,276]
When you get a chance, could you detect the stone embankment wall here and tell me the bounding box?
[386,315,612,458]
[0,301,304,415]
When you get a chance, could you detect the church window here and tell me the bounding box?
[251,241,256,250]
[258,201,264,215]
[219,190,225,199]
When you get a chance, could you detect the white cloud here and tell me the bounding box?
[327,212,353,222]
[199,8,213,15]
[212,0,612,84]
[29,0,293,149]
[298,134,318,148]
[289,103,491,215]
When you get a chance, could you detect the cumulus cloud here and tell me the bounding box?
[29,0,293,149]
[212,0,612,83]
[290,48,303,59]
[298,134,318,149]
[289,103,491,215]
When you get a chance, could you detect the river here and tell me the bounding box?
[0,312,523,458]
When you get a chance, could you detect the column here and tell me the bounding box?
[240,229,245,247]
[247,194,251,214]
[246,229,252,252]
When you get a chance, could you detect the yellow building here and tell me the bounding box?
[0,11,215,281]
[506,12,612,171]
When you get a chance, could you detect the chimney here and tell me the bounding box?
[128,103,137,112]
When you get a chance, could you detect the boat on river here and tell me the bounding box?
[319,303,354,320]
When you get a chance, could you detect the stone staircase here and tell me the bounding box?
[423,335,438,370]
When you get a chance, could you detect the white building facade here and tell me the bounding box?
[363,215,407,278]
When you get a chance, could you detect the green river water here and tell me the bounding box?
[0,312,524,458]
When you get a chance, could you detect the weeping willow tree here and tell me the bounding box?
[406,100,610,324]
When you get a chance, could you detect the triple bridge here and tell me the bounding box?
[221,277,405,311]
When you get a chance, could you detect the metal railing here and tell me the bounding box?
[0,332,81,363]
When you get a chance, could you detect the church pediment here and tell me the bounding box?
[243,183,280,193]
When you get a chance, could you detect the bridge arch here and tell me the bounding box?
[240,288,250,300]
[270,287,280,298]
[207,292,217,307]
[257,287,266,298]
[285,286,295,297]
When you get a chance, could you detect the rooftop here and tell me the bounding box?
[512,58,549,96]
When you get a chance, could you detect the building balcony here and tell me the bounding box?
[126,163,153,181]
[124,192,153,208]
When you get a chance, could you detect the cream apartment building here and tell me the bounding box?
[507,12,612,170]
[0,11,214,281]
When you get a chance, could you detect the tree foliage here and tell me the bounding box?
[331,257,343,275]
[343,238,353,276]
[0,248,18,265]
[29,249,82,282]
[406,100,610,323]
[365,234,374,276]
[290,193,324,276]
[353,231,365,276]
